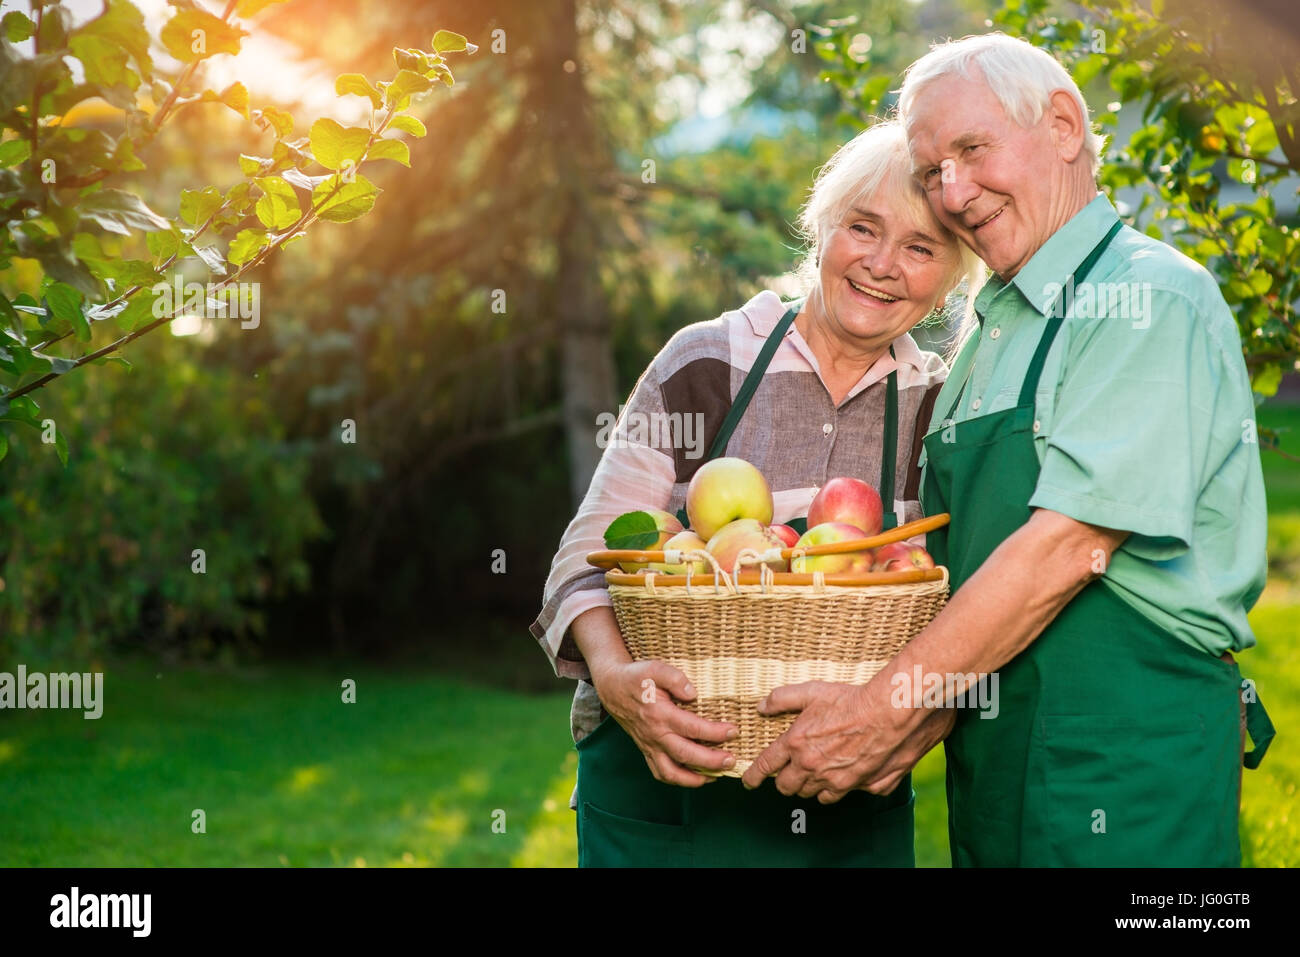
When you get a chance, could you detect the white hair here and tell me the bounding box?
[899,33,1105,177]
[793,119,985,337]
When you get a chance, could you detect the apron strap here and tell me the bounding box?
[1244,692,1276,770]
[941,217,1125,423]
[1017,218,1125,405]
[676,302,800,527]
[880,348,898,531]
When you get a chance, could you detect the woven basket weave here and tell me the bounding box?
[605,561,949,776]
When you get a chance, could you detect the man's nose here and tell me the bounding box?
[940,164,979,217]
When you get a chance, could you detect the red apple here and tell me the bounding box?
[686,457,774,540]
[790,522,873,574]
[617,509,684,572]
[807,477,884,538]
[769,524,800,548]
[706,518,788,575]
[871,541,935,572]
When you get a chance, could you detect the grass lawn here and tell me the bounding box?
[3,404,1297,868]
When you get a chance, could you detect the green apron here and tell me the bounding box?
[578,301,913,867]
[921,221,1275,867]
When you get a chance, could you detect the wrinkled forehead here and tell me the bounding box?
[902,72,1003,161]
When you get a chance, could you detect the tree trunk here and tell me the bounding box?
[552,0,617,509]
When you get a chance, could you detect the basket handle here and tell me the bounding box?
[586,512,950,570]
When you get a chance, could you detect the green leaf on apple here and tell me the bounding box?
[604,511,663,551]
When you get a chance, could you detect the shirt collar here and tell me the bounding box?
[973,193,1119,321]
[740,288,931,376]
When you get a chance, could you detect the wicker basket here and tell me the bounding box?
[589,516,950,777]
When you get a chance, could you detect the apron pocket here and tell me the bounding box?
[1034,711,1239,867]
[578,799,693,868]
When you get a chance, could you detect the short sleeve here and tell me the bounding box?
[1028,287,1225,561]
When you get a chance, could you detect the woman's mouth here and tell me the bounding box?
[847,277,900,303]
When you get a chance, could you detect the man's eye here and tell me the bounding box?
[964,144,982,154]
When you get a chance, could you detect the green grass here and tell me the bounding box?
[3,404,1298,867]
[0,661,579,867]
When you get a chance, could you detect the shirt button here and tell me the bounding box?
[971,398,982,411]
[1033,419,1041,433]
[823,423,833,435]
[990,327,1001,339]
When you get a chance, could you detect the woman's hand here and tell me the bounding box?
[573,606,738,787]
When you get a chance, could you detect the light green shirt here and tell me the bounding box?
[921,194,1267,655]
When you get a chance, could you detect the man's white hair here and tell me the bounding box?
[898,32,1104,177]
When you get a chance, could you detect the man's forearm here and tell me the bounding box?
[868,508,1130,731]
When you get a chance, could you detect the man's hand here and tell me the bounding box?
[739,680,920,802]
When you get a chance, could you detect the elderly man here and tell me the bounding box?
[743,32,1274,866]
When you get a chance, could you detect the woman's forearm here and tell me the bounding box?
[570,605,633,689]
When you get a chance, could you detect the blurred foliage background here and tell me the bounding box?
[1,0,1297,866]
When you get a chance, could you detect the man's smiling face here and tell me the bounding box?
[905,70,1068,280]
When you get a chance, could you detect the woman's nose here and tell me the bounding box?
[863,241,900,278]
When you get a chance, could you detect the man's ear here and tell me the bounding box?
[1047,88,1086,164]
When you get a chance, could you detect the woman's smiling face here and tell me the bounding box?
[817,185,959,351]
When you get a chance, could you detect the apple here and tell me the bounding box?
[706,518,788,575]
[871,541,936,572]
[790,522,873,574]
[647,530,710,575]
[686,457,774,540]
[769,524,800,548]
[617,509,684,572]
[807,477,884,538]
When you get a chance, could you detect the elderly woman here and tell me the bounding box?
[530,119,983,867]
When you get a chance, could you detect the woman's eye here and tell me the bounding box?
[850,223,872,236]
[910,245,934,256]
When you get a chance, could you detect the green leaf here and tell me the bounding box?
[235,0,290,16]
[0,432,7,464]
[220,81,249,118]
[228,228,270,265]
[44,283,90,342]
[388,114,427,138]
[308,118,370,171]
[335,73,382,109]
[368,138,410,167]
[1252,363,1282,398]
[254,176,300,229]
[238,153,269,176]
[160,10,247,63]
[76,0,153,78]
[432,30,476,54]
[604,511,662,551]
[179,186,223,227]
[69,34,132,88]
[253,106,293,139]
[0,139,32,168]
[53,426,69,467]
[385,69,434,109]
[2,11,36,43]
[311,174,379,223]
[79,189,171,234]
[115,293,158,332]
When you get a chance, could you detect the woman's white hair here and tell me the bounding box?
[793,118,985,349]
[898,32,1105,178]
